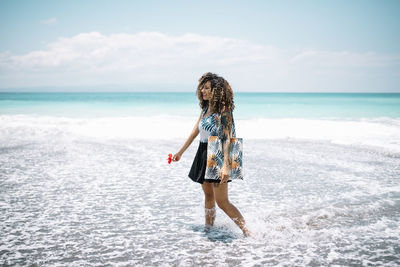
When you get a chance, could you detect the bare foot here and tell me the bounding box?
[243,228,253,237]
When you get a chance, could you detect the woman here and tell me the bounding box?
[172,72,251,237]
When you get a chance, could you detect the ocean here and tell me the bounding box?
[1,92,399,266]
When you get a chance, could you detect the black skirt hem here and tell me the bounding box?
[203,179,232,184]
[188,141,234,184]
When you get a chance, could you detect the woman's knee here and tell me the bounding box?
[202,182,215,200]
[216,199,230,209]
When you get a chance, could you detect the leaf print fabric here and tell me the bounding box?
[199,105,236,144]
[198,106,219,143]
[200,105,243,181]
[205,136,243,180]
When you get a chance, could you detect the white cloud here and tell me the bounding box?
[0,31,399,91]
[41,17,57,25]
[291,50,399,68]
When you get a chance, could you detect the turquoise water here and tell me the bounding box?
[0,92,399,118]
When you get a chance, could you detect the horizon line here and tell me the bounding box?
[0,91,399,94]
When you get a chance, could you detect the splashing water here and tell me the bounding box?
[1,131,399,265]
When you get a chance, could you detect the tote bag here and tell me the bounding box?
[205,113,244,181]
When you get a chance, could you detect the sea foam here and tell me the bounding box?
[1,114,399,154]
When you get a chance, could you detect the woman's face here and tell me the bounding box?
[201,81,211,101]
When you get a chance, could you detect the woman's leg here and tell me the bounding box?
[214,182,251,236]
[201,182,216,228]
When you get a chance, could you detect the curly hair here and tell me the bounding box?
[196,72,235,113]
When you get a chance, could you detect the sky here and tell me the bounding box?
[0,0,399,92]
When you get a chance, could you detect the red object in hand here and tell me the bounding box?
[167,154,173,164]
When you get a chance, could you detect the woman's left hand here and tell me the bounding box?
[220,165,230,184]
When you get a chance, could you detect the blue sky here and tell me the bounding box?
[0,0,399,92]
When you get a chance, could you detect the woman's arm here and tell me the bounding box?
[172,111,202,162]
[220,108,233,182]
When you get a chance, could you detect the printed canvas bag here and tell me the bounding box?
[205,111,244,180]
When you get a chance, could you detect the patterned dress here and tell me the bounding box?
[188,105,237,184]
[198,105,236,143]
